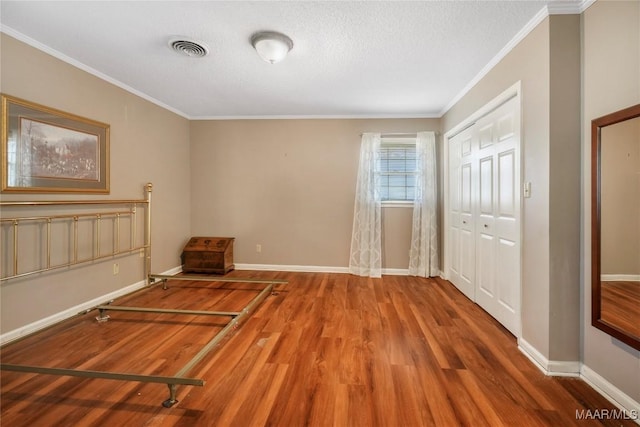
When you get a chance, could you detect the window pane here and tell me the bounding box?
[405,157,416,170]
[377,143,418,202]
[406,186,415,200]
[387,159,407,172]
[388,175,405,186]
[388,186,406,200]
[379,186,389,201]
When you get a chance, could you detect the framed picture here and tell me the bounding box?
[1,94,110,193]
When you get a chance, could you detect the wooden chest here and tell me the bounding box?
[181,237,235,274]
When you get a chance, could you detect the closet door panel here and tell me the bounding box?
[448,130,474,299]
[496,148,518,238]
[479,156,494,216]
[498,150,516,218]
[477,154,496,300]
[450,227,460,277]
[497,237,518,313]
[490,99,521,335]
[449,138,462,279]
[460,228,475,288]
[479,123,494,149]
[474,96,521,336]
[477,232,495,299]
[459,160,475,296]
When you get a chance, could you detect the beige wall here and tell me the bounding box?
[189,118,438,270]
[0,34,192,333]
[547,14,582,363]
[600,118,640,275]
[582,0,640,401]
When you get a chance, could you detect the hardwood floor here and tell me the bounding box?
[1,272,635,426]
[601,281,640,337]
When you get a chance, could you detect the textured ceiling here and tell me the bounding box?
[0,1,584,119]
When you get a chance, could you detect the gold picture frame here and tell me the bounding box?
[1,94,110,193]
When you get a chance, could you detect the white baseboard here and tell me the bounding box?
[235,263,410,276]
[235,263,349,273]
[382,268,410,275]
[151,266,183,278]
[518,338,581,376]
[547,359,583,376]
[0,266,182,346]
[581,365,640,424]
[519,339,639,423]
[601,274,640,282]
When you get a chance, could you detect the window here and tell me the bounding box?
[377,138,417,202]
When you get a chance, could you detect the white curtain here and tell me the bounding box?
[409,131,439,277]
[349,133,382,278]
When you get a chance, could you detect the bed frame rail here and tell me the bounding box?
[1,277,281,407]
[0,183,288,407]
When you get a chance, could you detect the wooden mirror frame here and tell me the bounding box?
[591,103,640,351]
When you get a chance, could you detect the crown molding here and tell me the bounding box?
[440,6,548,116]
[190,113,440,120]
[547,0,595,15]
[0,24,190,119]
[440,0,592,117]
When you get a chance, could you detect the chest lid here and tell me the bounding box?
[183,237,234,253]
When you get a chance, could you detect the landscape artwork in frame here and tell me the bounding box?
[1,94,110,193]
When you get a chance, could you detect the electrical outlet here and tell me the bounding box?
[256,244,262,253]
[113,263,119,275]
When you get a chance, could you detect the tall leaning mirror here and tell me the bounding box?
[591,103,640,351]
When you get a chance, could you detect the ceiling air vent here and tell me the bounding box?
[169,38,209,58]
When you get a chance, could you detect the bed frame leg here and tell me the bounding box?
[162,383,178,408]
[162,279,168,290]
[95,308,110,323]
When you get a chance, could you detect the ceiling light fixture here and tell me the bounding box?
[251,31,293,64]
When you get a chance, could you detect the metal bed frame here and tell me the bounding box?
[0,183,285,407]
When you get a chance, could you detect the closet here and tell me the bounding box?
[447,95,521,336]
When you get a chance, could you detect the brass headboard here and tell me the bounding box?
[1,183,152,283]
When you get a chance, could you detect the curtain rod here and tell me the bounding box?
[360,132,416,137]
[359,132,438,137]
[382,132,417,137]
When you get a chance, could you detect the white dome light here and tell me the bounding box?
[251,31,293,64]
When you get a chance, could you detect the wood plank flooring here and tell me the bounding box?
[1,272,635,426]
[601,281,640,337]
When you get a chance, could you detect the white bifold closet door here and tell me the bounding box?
[448,126,476,299]
[448,96,521,336]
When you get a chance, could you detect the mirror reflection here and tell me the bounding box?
[596,110,640,346]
